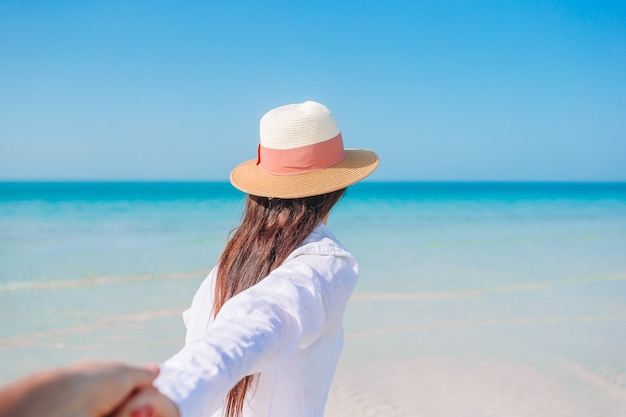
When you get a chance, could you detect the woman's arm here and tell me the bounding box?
[152,253,356,417]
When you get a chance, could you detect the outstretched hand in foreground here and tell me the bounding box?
[0,361,160,417]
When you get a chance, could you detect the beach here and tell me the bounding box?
[1,182,626,416]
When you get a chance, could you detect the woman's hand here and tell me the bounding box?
[0,361,159,417]
[64,361,161,417]
[113,386,180,417]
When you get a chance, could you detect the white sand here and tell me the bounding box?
[326,356,626,417]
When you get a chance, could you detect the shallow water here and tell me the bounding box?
[1,181,625,412]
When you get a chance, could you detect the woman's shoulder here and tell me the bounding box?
[279,224,359,290]
[288,223,353,259]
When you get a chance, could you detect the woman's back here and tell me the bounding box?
[163,224,358,416]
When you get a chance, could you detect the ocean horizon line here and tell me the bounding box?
[2,180,625,203]
[1,179,626,184]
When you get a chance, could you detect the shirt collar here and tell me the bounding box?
[288,222,349,259]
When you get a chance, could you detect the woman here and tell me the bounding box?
[118,101,378,417]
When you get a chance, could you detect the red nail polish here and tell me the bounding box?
[131,407,148,417]
[146,406,155,417]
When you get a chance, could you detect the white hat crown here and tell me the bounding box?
[259,101,340,150]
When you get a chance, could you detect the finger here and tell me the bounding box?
[113,387,159,417]
[98,364,160,416]
[107,363,160,402]
[122,364,160,388]
[113,387,179,417]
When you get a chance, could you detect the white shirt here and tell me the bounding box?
[154,223,359,417]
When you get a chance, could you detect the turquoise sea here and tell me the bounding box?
[1,182,626,414]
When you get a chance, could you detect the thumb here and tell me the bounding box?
[125,364,160,388]
[113,386,180,417]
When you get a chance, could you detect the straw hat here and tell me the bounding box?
[230,101,379,199]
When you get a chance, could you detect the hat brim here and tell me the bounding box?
[230,149,379,199]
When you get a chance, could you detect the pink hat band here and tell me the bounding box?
[257,133,345,175]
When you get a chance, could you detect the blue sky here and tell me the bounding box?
[1,0,624,181]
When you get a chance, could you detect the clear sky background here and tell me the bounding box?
[1,0,624,181]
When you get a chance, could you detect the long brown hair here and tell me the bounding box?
[212,188,345,417]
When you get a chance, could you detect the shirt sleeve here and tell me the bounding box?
[182,268,217,345]
[153,253,358,417]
